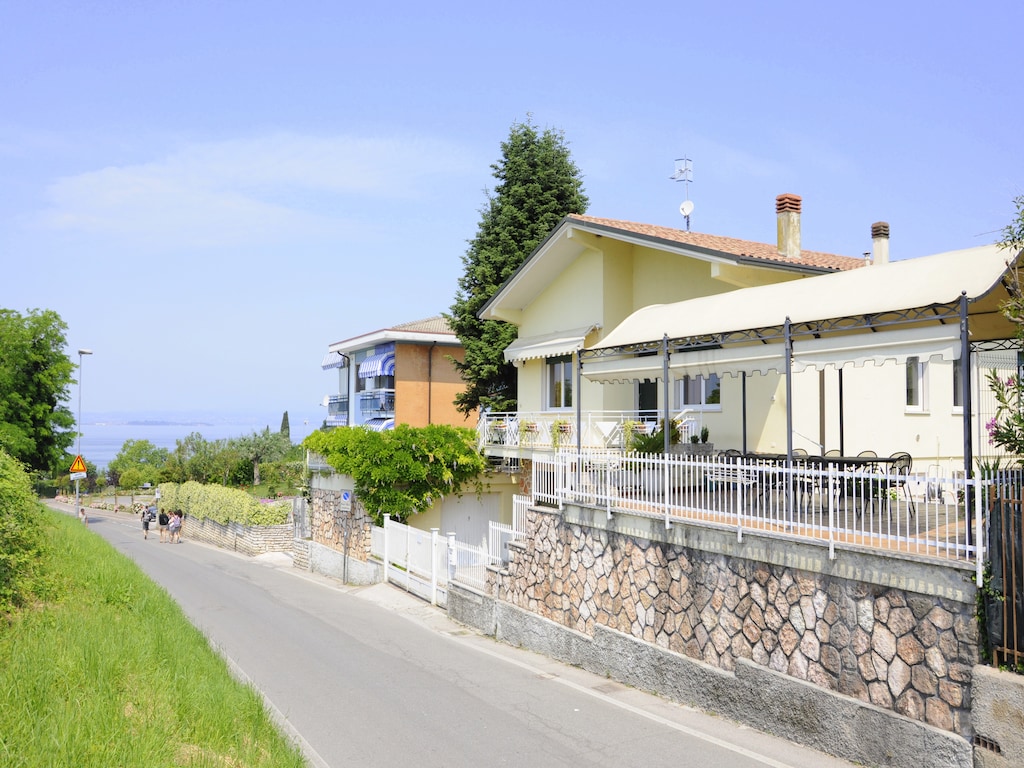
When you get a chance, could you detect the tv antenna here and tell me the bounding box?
[669,157,694,230]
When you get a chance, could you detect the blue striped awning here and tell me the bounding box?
[321,351,349,370]
[358,351,396,378]
[362,417,394,431]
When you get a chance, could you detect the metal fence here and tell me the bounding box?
[533,450,985,580]
[368,502,532,603]
[984,472,1024,667]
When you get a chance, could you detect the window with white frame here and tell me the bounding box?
[675,374,721,411]
[906,356,927,411]
[546,355,573,409]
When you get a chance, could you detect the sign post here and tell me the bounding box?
[70,455,87,513]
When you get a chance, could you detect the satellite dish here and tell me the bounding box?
[679,200,694,217]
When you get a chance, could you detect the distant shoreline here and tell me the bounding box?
[89,421,216,427]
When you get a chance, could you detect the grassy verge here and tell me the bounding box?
[0,507,307,768]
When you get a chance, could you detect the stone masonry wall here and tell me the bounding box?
[494,506,978,737]
[182,517,292,557]
[309,487,373,560]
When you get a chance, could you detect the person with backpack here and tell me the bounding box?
[158,509,170,542]
[141,506,155,539]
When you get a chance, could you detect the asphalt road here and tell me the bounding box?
[60,503,859,768]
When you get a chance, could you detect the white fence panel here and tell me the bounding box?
[536,450,984,570]
[513,494,529,535]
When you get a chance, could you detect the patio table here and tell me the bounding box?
[740,453,904,516]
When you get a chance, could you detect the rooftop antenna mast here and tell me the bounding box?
[669,157,694,231]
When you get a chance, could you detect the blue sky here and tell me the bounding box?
[2,1,1020,430]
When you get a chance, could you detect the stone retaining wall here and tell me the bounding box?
[182,516,292,557]
[449,581,973,768]
[309,487,374,560]
[474,502,979,764]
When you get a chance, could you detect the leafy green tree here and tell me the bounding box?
[447,117,588,415]
[0,309,76,473]
[108,439,168,488]
[162,432,225,484]
[279,411,290,440]
[118,466,145,506]
[233,427,289,486]
[304,424,487,524]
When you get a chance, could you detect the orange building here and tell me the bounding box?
[320,316,475,430]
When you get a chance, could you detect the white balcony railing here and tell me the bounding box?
[530,449,985,576]
[478,411,699,452]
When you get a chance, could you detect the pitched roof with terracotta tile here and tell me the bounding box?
[568,214,866,272]
[390,316,454,335]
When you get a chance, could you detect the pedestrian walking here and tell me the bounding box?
[169,510,182,544]
[141,506,154,539]
[158,509,169,542]
[78,506,88,527]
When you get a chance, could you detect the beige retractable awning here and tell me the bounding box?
[594,244,1011,353]
[791,325,960,372]
[504,323,601,364]
[584,326,962,381]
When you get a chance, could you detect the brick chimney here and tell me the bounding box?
[871,221,890,266]
[776,193,802,259]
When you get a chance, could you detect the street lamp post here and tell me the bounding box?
[74,349,93,521]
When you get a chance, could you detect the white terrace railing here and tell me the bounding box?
[477,411,702,452]
[531,450,986,582]
[370,498,533,602]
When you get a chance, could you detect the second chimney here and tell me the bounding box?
[776,193,802,259]
[871,221,890,266]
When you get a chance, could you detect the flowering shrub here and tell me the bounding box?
[985,369,1024,460]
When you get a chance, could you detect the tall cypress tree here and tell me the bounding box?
[447,117,588,415]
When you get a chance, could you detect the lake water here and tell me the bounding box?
[77,418,319,470]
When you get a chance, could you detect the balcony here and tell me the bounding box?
[359,388,395,417]
[478,411,699,453]
[530,449,983,569]
[325,394,349,427]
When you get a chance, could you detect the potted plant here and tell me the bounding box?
[683,426,713,456]
[631,420,678,454]
[521,420,538,445]
[551,419,571,449]
[623,420,647,451]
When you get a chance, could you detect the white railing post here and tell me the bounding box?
[447,532,457,583]
[405,521,412,592]
[430,528,439,605]
[382,513,391,586]
[975,477,984,586]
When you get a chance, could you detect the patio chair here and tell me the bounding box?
[824,449,841,458]
[794,455,826,514]
[856,450,879,472]
[886,451,917,519]
[837,451,878,511]
[860,451,917,521]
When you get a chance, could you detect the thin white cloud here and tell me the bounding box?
[34,133,476,249]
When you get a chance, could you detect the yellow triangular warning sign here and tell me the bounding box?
[69,455,87,473]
